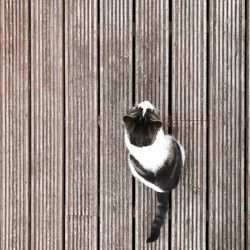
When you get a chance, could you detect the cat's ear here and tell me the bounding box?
[151,120,162,130]
[123,115,137,133]
[148,120,162,137]
[148,109,162,131]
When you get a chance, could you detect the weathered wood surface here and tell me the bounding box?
[0,1,249,249]
[30,0,64,249]
[247,0,250,248]
[0,1,29,249]
[209,1,246,249]
[135,1,170,249]
[64,1,98,249]
[99,0,133,249]
[171,1,207,249]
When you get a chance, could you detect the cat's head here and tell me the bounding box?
[123,101,162,147]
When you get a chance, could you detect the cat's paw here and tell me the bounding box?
[146,228,160,243]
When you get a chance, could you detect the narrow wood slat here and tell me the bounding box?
[65,1,98,249]
[209,1,245,249]
[171,1,207,249]
[247,0,250,247]
[135,0,169,249]
[30,1,63,249]
[99,0,133,248]
[0,1,29,248]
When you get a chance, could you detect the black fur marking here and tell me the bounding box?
[129,118,154,147]
[154,140,182,191]
[124,108,162,147]
[130,154,155,182]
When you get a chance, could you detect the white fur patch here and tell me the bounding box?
[125,129,171,172]
[177,141,186,164]
[138,100,155,115]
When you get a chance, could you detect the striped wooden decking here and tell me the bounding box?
[0,0,249,249]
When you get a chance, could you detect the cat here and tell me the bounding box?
[123,101,185,243]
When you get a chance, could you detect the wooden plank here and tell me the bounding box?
[99,0,133,248]
[247,0,250,247]
[64,1,98,249]
[171,1,207,249]
[135,0,170,249]
[0,0,29,248]
[209,1,245,249]
[30,0,64,249]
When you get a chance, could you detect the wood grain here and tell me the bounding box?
[135,0,170,249]
[0,0,249,249]
[209,1,246,249]
[30,0,64,249]
[64,1,98,249]
[99,0,133,248]
[171,1,207,249]
[247,0,250,247]
[0,0,29,248]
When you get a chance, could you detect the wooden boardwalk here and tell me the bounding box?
[0,0,249,249]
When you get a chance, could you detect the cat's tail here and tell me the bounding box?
[147,191,170,243]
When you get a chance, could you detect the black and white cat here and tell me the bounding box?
[123,101,185,243]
